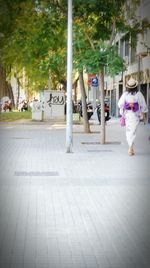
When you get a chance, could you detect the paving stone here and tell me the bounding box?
[0,120,149,268]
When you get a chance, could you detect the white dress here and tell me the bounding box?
[118,91,148,147]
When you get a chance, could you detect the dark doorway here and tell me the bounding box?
[140,84,147,101]
[111,89,116,117]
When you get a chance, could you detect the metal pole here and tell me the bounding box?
[66,0,73,153]
[99,68,105,144]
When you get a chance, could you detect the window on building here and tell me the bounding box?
[120,38,124,58]
[116,42,119,54]
[131,45,136,63]
[125,34,129,56]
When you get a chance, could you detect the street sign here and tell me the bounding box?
[91,77,98,87]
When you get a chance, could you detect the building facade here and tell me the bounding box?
[106,0,150,122]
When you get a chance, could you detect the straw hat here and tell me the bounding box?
[126,77,138,89]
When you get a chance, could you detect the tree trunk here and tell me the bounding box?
[99,67,105,144]
[0,65,14,105]
[78,70,91,133]
[16,77,20,108]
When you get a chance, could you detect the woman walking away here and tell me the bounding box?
[118,77,148,156]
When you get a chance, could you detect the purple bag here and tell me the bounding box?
[120,116,125,127]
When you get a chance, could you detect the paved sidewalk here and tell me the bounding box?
[0,118,150,268]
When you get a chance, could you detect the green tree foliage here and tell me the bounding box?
[73,0,150,75]
[1,0,149,99]
[0,0,67,91]
[73,0,128,75]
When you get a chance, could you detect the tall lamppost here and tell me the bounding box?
[66,0,73,153]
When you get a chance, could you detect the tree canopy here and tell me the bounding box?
[0,0,67,91]
[0,0,149,97]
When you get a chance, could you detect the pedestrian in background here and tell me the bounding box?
[118,77,148,156]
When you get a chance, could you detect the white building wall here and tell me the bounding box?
[107,0,150,117]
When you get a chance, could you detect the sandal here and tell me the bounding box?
[131,148,135,155]
[128,148,134,156]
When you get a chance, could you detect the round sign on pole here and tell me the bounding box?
[92,77,98,87]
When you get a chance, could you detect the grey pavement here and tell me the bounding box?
[0,117,150,268]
